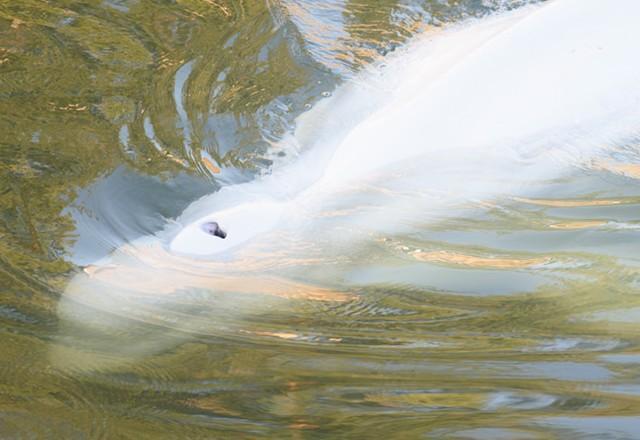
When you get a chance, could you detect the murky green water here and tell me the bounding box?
[2,0,640,438]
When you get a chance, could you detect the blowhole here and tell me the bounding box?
[201,221,227,239]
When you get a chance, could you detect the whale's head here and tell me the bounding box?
[168,200,286,257]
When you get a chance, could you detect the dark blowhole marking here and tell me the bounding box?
[201,221,227,239]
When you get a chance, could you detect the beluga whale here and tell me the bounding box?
[168,0,640,256]
[52,0,640,371]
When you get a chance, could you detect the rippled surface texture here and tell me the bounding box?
[3,0,640,438]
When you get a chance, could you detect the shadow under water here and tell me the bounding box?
[2,0,640,438]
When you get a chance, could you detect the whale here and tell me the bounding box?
[52,0,640,370]
[168,0,640,256]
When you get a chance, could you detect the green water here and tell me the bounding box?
[2,0,640,438]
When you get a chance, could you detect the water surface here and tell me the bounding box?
[2,0,640,438]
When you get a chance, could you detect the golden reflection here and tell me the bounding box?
[183,396,241,417]
[514,197,624,207]
[548,220,607,229]
[83,262,352,301]
[289,423,319,430]
[11,18,24,29]
[412,250,550,269]
[251,331,300,340]
[593,160,640,179]
[116,240,326,274]
[202,157,222,174]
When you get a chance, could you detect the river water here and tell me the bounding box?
[2,0,640,438]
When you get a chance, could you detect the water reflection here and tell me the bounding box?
[3,0,640,438]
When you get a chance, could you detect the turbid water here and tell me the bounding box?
[2,0,640,438]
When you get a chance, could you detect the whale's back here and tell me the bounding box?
[320,0,640,185]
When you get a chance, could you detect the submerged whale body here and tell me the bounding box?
[168,0,640,257]
[53,0,640,370]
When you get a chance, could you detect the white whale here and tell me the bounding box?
[52,0,640,370]
[169,0,640,256]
